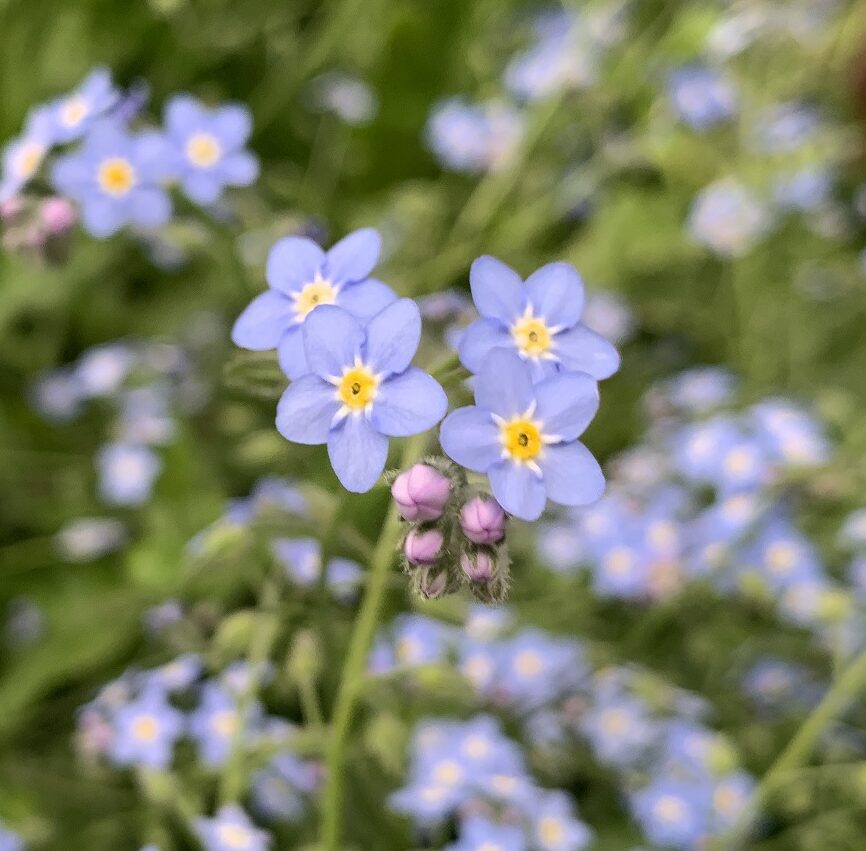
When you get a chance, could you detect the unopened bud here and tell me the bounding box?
[391,464,451,521]
[404,528,444,566]
[460,497,506,545]
[40,197,77,235]
[416,565,449,599]
[460,549,495,583]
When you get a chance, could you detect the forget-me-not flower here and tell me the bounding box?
[458,256,620,381]
[162,94,259,205]
[667,66,736,131]
[231,228,397,378]
[52,120,172,237]
[196,804,270,851]
[275,299,447,492]
[0,105,57,201]
[50,67,119,143]
[109,687,184,769]
[440,348,604,520]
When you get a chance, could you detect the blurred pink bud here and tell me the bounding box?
[459,497,506,545]
[0,196,24,221]
[404,528,444,565]
[460,550,495,582]
[417,566,449,599]
[391,464,451,521]
[40,197,77,234]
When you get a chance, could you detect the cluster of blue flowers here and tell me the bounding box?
[33,336,206,518]
[77,654,319,848]
[0,68,257,241]
[374,606,755,850]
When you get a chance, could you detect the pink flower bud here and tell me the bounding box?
[40,197,77,235]
[459,497,507,545]
[404,528,444,565]
[460,550,495,583]
[417,566,449,599]
[0,196,24,222]
[391,464,451,521]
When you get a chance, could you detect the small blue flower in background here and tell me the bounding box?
[751,101,820,154]
[458,255,620,381]
[75,342,135,398]
[97,442,162,506]
[146,653,202,693]
[50,67,119,143]
[710,771,755,832]
[0,820,23,851]
[667,65,736,131]
[687,178,770,257]
[275,300,447,492]
[532,790,593,851]
[251,752,320,822]
[52,120,172,237]
[440,348,604,520]
[773,167,833,213]
[270,537,363,602]
[446,817,526,851]
[196,804,270,851]
[162,94,259,205]
[231,228,397,379]
[189,682,246,767]
[109,687,184,769]
[0,105,57,201]
[580,692,657,767]
[55,516,128,562]
[309,73,379,126]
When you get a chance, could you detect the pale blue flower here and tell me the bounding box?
[97,442,162,506]
[532,790,593,851]
[632,780,709,849]
[50,67,119,143]
[231,228,397,379]
[458,255,620,381]
[447,817,527,851]
[196,804,270,851]
[109,687,184,769]
[275,300,447,492]
[687,179,770,257]
[440,348,604,520]
[0,105,57,201]
[667,66,736,130]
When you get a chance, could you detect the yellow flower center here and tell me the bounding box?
[216,824,253,849]
[211,709,239,737]
[600,708,628,734]
[514,649,543,677]
[186,132,222,168]
[500,417,544,462]
[98,157,136,197]
[433,760,462,786]
[604,547,634,575]
[766,542,796,574]
[478,844,504,851]
[61,96,89,128]
[293,273,339,320]
[511,313,553,358]
[713,785,742,816]
[463,735,490,759]
[538,817,565,843]
[16,143,45,179]
[724,447,753,476]
[655,795,686,823]
[131,715,160,742]
[337,363,379,411]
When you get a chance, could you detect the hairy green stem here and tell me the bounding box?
[711,644,866,849]
[319,433,426,849]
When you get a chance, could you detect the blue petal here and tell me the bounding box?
[553,324,620,379]
[488,460,547,521]
[533,371,599,440]
[266,236,325,295]
[213,104,253,148]
[277,326,309,378]
[82,197,122,238]
[439,407,501,473]
[327,414,389,492]
[182,172,223,205]
[473,348,534,418]
[539,441,605,506]
[325,228,381,283]
[524,262,584,328]
[363,298,420,376]
[469,255,525,324]
[302,305,365,378]
[337,278,397,322]
[457,318,511,373]
[129,187,171,228]
[275,375,339,444]
[221,151,258,186]
[164,94,204,135]
[231,290,295,351]
[370,368,447,436]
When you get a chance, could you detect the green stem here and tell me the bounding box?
[711,644,866,849]
[319,433,427,849]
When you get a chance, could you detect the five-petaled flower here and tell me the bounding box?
[275,300,447,492]
[440,348,604,520]
[51,120,172,238]
[163,94,259,206]
[458,255,620,381]
[231,228,397,379]
[0,106,56,202]
[50,67,119,144]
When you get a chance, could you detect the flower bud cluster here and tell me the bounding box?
[389,458,511,603]
[1,194,77,263]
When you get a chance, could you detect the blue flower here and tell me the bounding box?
[580,693,656,768]
[275,300,447,492]
[50,67,119,143]
[631,780,709,850]
[97,442,162,506]
[195,804,270,851]
[446,816,527,851]
[687,179,770,257]
[189,682,247,767]
[667,66,736,130]
[532,790,593,851]
[231,228,397,378]
[458,256,620,381]
[0,820,24,851]
[0,105,57,201]
[162,94,259,205]
[109,687,184,769]
[440,348,604,520]
[270,537,363,602]
[52,120,172,237]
